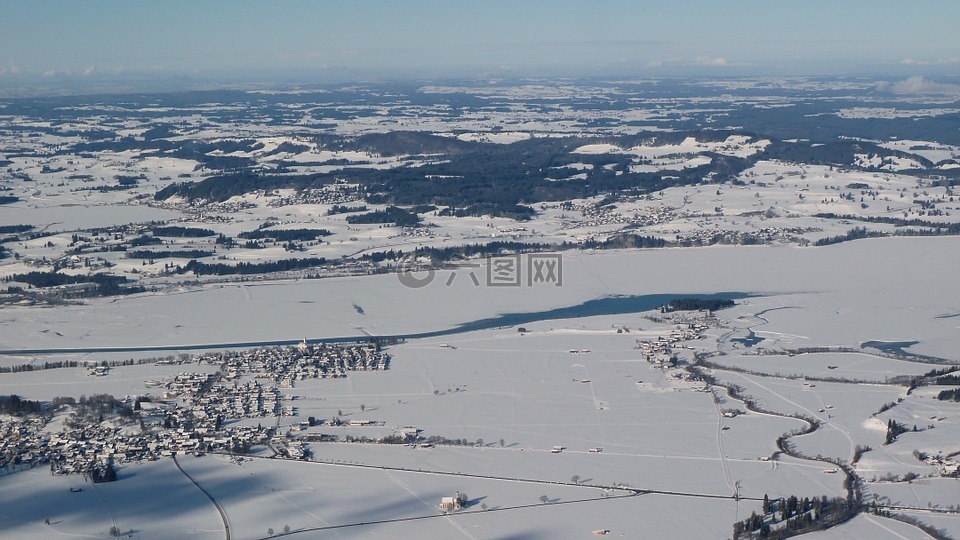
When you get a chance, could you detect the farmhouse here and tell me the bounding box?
[440,491,467,512]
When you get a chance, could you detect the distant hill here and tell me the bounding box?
[341,131,478,157]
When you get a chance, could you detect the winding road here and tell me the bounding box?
[173,454,231,540]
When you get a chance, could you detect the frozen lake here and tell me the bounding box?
[0,202,182,230]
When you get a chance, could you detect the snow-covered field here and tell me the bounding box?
[0,459,223,539]
[0,361,221,401]
[3,79,960,538]
[801,513,942,539]
[1,237,958,538]
[709,352,935,383]
[3,237,958,355]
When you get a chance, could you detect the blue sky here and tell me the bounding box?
[1,0,958,83]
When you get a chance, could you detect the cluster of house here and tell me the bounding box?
[0,411,271,481]
[674,226,813,246]
[0,417,48,471]
[43,425,141,477]
[266,185,360,208]
[922,454,960,477]
[635,319,716,366]
[0,342,390,479]
[559,201,677,230]
[197,342,389,387]
[177,377,288,419]
[273,437,304,458]
[147,196,257,217]
[14,250,111,277]
[162,372,214,398]
[397,227,433,237]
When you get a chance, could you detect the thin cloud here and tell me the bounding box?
[695,55,728,66]
[887,76,960,95]
[901,57,960,66]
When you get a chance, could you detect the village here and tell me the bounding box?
[1,68,959,538]
[197,340,389,387]
[0,341,390,481]
[0,317,732,481]
[635,309,722,365]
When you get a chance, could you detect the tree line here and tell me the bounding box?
[181,257,327,276]
[8,271,127,288]
[733,495,855,539]
[237,228,332,242]
[0,357,155,374]
[815,213,960,235]
[661,298,735,312]
[0,395,45,416]
[814,227,886,246]
[937,388,960,402]
[126,249,214,259]
[5,271,145,297]
[151,226,217,237]
[0,224,33,234]
[346,206,421,227]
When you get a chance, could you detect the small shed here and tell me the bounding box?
[440,491,466,512]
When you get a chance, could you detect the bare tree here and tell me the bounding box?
[539,495,548,504]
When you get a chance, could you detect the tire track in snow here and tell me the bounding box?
[173,454,231,540]
[383,468,477,540]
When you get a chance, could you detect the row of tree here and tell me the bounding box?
[237,228,332,242]
[815,213,960,235]
[0,224,33,234]
[126,250,214,259]
[660,298,735,312]
[346,206,421,226]
[151,226,216,238]
[180,257,327,276]
[814,227,886,246]
[937,388,960,402]
[734,495,854,539]
[0,395,45,416]
[7,271,128,288]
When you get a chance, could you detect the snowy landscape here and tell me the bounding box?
[1,77,959,539]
